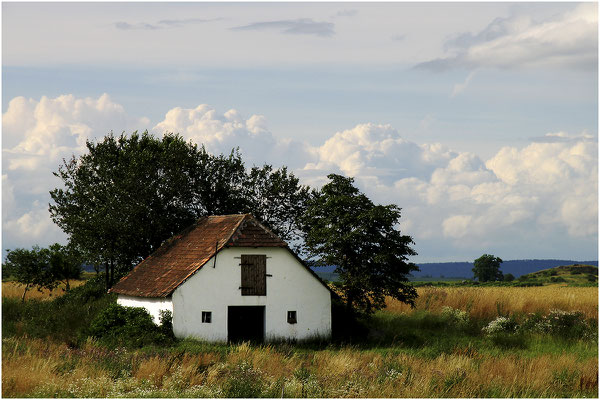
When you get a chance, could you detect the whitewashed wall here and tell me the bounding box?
[116,295,173,324]
[171,247,332,342]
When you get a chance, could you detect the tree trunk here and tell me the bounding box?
[21,283,30,303]
[65,278,70,292]
[105,262,110,292]
[346,292,354,315]
[109,258,114,288]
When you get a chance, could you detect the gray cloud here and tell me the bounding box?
[157,18,222,27]
[529,132,597,143]
[415,4,597,72]
[115,18,219,31]
[335,9,357,17]
[231,18,335,37]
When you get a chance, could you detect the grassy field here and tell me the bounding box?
[2,279,597,398]
[2,280,86,301]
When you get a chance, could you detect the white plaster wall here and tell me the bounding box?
[171,247,332,342]
[116,295,173,325]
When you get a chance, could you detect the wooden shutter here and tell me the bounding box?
[241,255,266,296]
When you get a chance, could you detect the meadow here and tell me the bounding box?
[2,280,598,398]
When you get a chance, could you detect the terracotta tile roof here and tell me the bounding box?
[109,214,287,298]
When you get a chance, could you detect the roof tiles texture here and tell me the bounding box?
[109,214,286,298]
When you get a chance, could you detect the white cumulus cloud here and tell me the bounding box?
[152,104,316,168]
[2,95,596,261]
[2,94,148,249]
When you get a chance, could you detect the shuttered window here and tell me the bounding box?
[240,254,267,296]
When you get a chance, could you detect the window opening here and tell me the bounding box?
[287,311,297,324]
[202,311,212,323]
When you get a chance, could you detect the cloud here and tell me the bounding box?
[115,18,219,30]
[529,131,596,143]
[416,3,598,71]
[230,19,335,37]
[304,123,458,185]
[301,123,596,257]
[334,10,357,18]
[2,94,148,250]
[391,34,407,42]
[2,94,596,261]
[451,70,477,97]
[152,104,316,169]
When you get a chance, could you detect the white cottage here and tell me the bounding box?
[110,214,332,342]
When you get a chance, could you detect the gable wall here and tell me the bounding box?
[171,247,331,341]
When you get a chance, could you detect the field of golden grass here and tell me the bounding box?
[2,337,597,398]
[386,286,598,320]
[2,283,597,397]
[2,280,86,301]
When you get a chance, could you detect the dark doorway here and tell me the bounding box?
[228,306,265,343]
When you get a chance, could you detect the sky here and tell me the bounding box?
[2,2,598,263]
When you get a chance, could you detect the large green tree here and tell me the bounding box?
[50,132,202,288]
[246,165,311,247]
[472,254,503,282]
[302,174,418,314]
[49,131,311,289]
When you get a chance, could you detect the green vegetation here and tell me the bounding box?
[2,244,82,302]
[518,264,598,286]
[48,132,311,289]
[302,174,417,314]
[472,254,503,282]
[2,280,597,397]
[90,304,175,348]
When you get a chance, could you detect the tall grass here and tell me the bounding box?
[386,286,598,320]
[2,283,597,397]
[2,280,86,301]
[2,336,597,398]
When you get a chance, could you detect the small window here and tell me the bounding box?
[287,311,297,324]
[202,311,212,323]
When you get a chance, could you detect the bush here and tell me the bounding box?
[482,316,518,335]
[54,274,106,305]
[2,279,114,346]
[533,309,593,339]
[441,306,469,327]
[503,273,515,282]
[89,303,174,348]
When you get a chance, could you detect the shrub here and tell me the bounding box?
[2,279,114,346]
[158,310,175,340]
[441,306,469,327]
[89,303,174,348]
[54,274,106,306]
[533,309,592,339]
[482,316,518,335]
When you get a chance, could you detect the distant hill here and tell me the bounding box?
[519,264,598,285]
[413,259,598,278]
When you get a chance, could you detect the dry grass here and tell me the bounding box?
[386,286,598,320]
[2,284,597,397]
[2,336,597,398]
[2,280,85,301]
